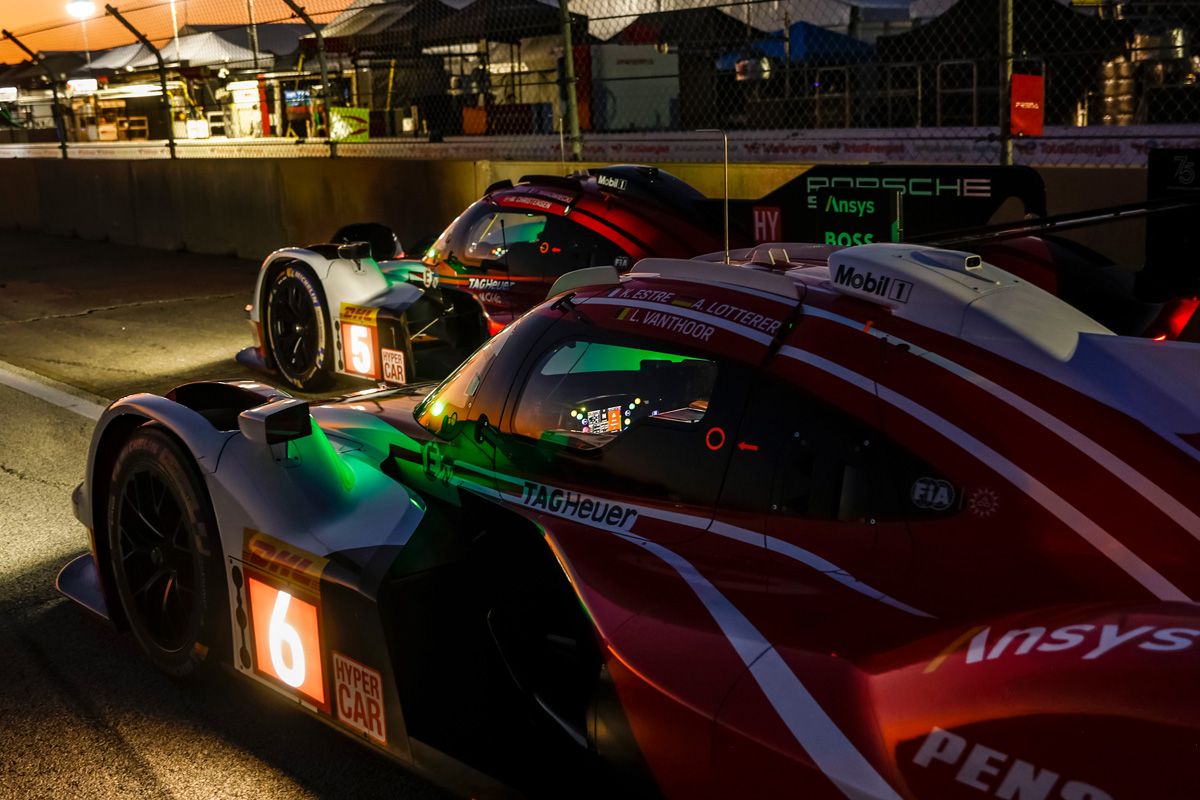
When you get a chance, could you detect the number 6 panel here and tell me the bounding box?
[226,530,411,758]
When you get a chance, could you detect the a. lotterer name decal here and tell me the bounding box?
[520,481,639,531]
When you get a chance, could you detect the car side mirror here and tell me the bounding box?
[337,241,373,261]
[474,413,499,446]
[239,398,312,445]
[331,222,401,260]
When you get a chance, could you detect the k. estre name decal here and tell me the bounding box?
[520,481,639,531]
[608,286,784,335]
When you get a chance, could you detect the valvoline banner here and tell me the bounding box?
[1011,74,1045,137]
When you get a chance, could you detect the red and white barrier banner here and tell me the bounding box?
[2,125,1197,167]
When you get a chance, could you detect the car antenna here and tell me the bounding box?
[698,128,730,264]
[500,217,511,285]
[559,114,567,173]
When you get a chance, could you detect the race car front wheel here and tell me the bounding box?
[107,426,222,678]
[265,263,333,391]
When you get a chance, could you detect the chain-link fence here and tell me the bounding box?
[0,0,1197,166]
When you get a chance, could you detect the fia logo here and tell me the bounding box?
[911,478,955,511]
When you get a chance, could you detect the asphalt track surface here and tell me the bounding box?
[0,230,449,800]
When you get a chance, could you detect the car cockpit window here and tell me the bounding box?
[513,340,717,450]
[416,324,514,438]
[467,211,546,261]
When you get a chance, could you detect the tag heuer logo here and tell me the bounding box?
[597,174,628,192]
[833,263,913,303]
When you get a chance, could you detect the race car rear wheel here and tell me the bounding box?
[264,263,333,391]
[106,426,221,678]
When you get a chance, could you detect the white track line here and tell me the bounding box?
[0,359,109,421]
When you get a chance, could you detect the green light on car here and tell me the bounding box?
[431,400,446,417]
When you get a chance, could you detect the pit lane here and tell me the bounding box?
[0,229,448,800]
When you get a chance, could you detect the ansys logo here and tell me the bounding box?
[824,194,875,217]
[833,264,913,303]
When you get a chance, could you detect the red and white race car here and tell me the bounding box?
[67,241,1200,797]
[236,156,1200,393]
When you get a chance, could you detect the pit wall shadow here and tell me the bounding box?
[0,158,1147,269]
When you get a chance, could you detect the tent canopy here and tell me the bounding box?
[715,20,874,69]
[181,24,309,56]
[87,31,267,72]
[609,7,769,50]
[85,42,143,72]
[311,0,464,54]
[320,0,468,39]
[419,0,587,46]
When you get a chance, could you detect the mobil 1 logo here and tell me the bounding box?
[814,187,903,247]
[832,262,914,304]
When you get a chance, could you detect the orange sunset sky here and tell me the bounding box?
[0,0,352,64]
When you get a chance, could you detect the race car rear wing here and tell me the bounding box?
[908,149,1200,302]
[723,163,1048,244]
[910,196,1200,249]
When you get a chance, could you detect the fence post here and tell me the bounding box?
[558,0,582,161]
[2,30,68,159]
[282,0,335,157]
[104,5,176,159]
[999,0,1013,166]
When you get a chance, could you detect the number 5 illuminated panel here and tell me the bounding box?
[340,303,381,381]
[244,553,328,709]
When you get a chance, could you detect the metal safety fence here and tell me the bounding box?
[1,0,1198,166]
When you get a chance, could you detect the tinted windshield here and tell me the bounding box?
[415,324,514,438]
[511,339,717,450]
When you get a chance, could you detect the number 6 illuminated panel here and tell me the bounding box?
[246,575,327,707]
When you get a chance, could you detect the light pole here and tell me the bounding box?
[246,0,260,69]
[169,0,181,63]
[66,1,96,67]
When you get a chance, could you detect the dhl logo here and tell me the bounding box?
[242,529,327,595]
[340,303,379,327]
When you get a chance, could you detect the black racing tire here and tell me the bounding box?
[264,263,334,392]
[106,426,223,678]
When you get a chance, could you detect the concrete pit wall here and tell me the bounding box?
[0,158,1148,268]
